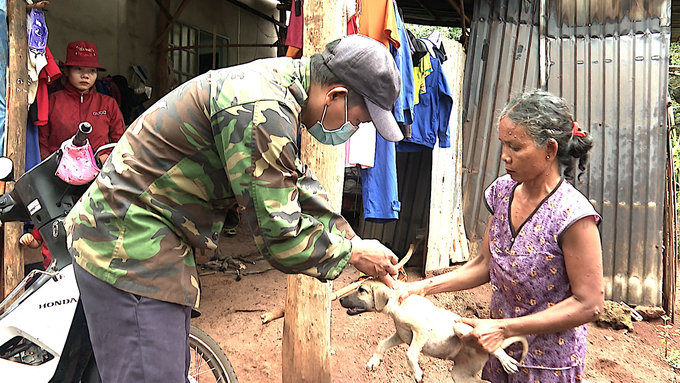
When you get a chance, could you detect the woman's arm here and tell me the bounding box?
[458,215,604,352]
[399,217,493,301]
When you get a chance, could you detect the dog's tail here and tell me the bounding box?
[499,336,529,363]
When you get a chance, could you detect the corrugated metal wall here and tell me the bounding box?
[461,0,670,306]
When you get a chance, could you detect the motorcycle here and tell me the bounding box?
[0,123,238,382]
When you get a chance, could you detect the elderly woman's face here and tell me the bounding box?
[498,117,551,183]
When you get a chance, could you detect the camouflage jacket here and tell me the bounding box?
[65,57,356,307]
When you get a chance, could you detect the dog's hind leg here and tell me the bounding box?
[367,333,403,371]
[450,347,489,383]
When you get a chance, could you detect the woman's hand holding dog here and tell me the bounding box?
[348,238,399,288]
[456,317,509,354]
[397,281,427,303]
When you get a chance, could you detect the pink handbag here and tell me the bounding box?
[55,139,101,185]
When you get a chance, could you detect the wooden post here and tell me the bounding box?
[282,1,345,382]
[154,0,171,100]
[2,0,28,297]
[212,24,217,70]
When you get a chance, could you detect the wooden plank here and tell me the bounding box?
[152,0,192,49]
[222,0,287,29]
[663,113,677,322]
[426,38,468,272]
[3,0,28,298]
[154,0,171,101]
[282,1,344,382]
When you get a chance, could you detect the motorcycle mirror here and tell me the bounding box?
[0,157,14,181]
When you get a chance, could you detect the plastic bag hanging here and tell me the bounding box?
[55,138,101,185]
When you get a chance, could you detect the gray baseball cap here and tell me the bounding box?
[322,35,404,142]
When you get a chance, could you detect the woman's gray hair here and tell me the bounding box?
[309,40,364,109]
[500,90,594,182]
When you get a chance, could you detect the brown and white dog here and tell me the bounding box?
[339,280,528,383]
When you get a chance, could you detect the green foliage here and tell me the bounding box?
[671,43,680,66]
[672,129,680,218]
[405,24,462,41]
[664,348,680,370]
[656,315,680,368]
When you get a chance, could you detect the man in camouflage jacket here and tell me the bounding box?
[65,35,404,382]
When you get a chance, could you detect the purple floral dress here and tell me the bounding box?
[482,175,601,383]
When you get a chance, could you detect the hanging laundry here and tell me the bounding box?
[361,134,400,223]
[347,13,359,35]
[358,0,400,48]
[345,122,376,168]
[26,8,49,106]
[422,30,447,63]
[285,0,304,58]
[27,49,47,105]
[0,4,7,153]
[397,53,453,152]
[346,0,404,222]
[34,46,61,127]
[27,9,47,52]
[25,120,41,171]
[346,0,359,35]
[413,52,432,106]
[390,0,415,127]
[406,29,428,67]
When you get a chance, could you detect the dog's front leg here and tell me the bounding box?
[367,333,404,371]
[406,330,430,382]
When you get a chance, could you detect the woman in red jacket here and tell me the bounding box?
[39,41,124,163]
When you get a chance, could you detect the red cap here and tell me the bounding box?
[64,41,106,71]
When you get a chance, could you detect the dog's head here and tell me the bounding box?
[338,280,395,315]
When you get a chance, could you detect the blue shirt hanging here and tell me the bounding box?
[397,54,452,152]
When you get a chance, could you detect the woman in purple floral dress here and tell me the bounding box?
[400,90,604,383]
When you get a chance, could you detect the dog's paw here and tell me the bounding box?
[413,369,423,382]
[497,354,520,374]
[366,356,381,371]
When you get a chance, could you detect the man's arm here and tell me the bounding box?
[216,100,396,281]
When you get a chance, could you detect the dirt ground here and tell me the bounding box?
[192,220,680,383]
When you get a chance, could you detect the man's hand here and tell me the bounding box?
[348,238,398,288]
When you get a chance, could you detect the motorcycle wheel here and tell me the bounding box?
[188,325,238,383]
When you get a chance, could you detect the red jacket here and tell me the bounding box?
[39,83,125,159]
[31,227,51,270]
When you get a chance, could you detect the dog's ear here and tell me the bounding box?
[372,284,392,312]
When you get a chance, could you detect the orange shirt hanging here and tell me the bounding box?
[358,0,400,49]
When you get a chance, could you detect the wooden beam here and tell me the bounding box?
[3,0,28,297]
[445,0,471,26]
[282,1,344,382]
[152,0,192,49]
[156,42,278,53]
[153,0,173,20]
[413,0,441,24]
[212,24,217,70]
[222,0,286,28]
[154,0,171,101]
[278,4,288,56]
